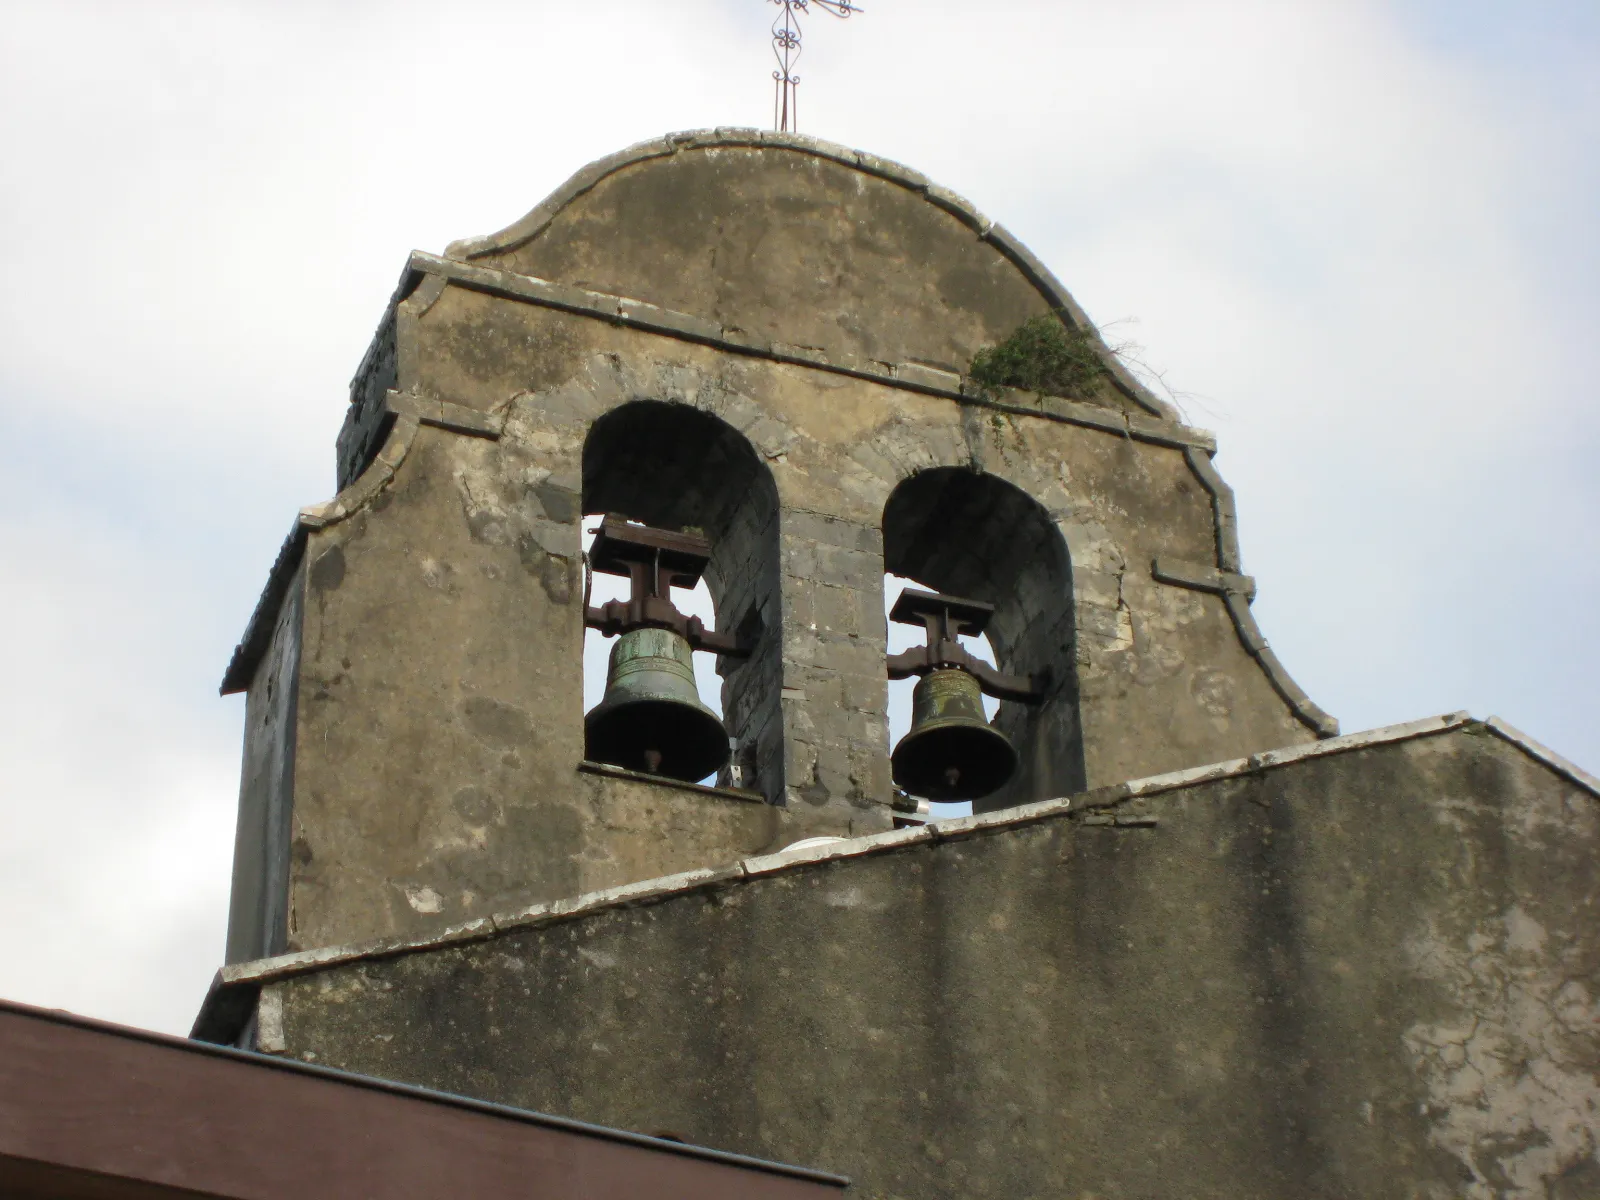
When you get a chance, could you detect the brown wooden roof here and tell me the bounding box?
[0,998,847,1199]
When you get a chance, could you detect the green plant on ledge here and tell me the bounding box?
[969,313,1108,400]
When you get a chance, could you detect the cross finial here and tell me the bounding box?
[770,0,861,134]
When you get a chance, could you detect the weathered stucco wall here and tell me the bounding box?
[222,131,1329,956]
[224,559,304,964]
[242,722,1600,1200]
[461,139,1080,391]
[572,765,779,891]
[288,413,783,949]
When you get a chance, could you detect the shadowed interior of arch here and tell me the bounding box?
[883,467,1085,813]
[580,401,781,793]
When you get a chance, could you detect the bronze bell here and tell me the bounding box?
[891,667,1017,802]
[582,516,749,783]
[585,626,730,782]
[885,588,1046,803]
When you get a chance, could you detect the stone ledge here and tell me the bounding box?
[1183,446,1241,573]
[385,389,504,439]
[405,250,1216,454]
[1484,715,1600,796]
[492,864,747,938]
[1151,556,1257,600]
[577,760,768,804]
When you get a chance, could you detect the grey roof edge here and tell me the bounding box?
[218,521,310,695]
[437,128,1178,421]
[219,415,422,695]
[346,258,429,394]
[194,710,1595,1043]
[1117,712,1472,799]
[1484,716,1600,796]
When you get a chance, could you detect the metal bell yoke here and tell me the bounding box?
[583,516,750,782]
[886,589,1047,802]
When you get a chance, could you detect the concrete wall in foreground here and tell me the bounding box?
[248,723,1600,1200]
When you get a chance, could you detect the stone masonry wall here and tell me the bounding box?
[249,287,1316,952]
[223,135,1326,955]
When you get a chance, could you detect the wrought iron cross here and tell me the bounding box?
[770,0,861,134]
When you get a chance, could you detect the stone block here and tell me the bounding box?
[782,510,883,555]
[837,670,888,716]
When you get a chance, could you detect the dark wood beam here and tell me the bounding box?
[0,999,847,1200]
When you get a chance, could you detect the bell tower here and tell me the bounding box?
[220,129,1334,963]
[199,131,1600,1200]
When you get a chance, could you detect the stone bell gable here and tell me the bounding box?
[219,129,1333,965]
[201,130,1600,1200]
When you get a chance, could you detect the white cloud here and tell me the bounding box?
[0,0,1593,1034]
[0,476,238,1032]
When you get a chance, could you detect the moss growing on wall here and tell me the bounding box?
[970,314,1107,399]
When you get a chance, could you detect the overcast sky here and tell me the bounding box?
[1,0,1595,1037]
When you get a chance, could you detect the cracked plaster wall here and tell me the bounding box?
[1400,736,1600,1199]
[263,727,1600,1200]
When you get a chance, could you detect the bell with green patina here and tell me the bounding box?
[891,667,1018,802]
[585,626,730,783]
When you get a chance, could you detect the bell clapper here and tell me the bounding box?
[644,749,663,773]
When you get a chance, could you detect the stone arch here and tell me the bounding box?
[883,467,1084,811]
[582,400,782,797]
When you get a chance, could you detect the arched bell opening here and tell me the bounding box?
[882,468,1085,814]
[581,401,781,795]
[580,516,725,782]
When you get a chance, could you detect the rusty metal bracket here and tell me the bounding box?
[583,515,750,659]
[885,588,1046,703]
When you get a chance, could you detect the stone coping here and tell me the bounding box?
[577,759,768,804]
[191,712,1595,1045]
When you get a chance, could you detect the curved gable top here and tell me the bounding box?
[445,129,1174,419]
